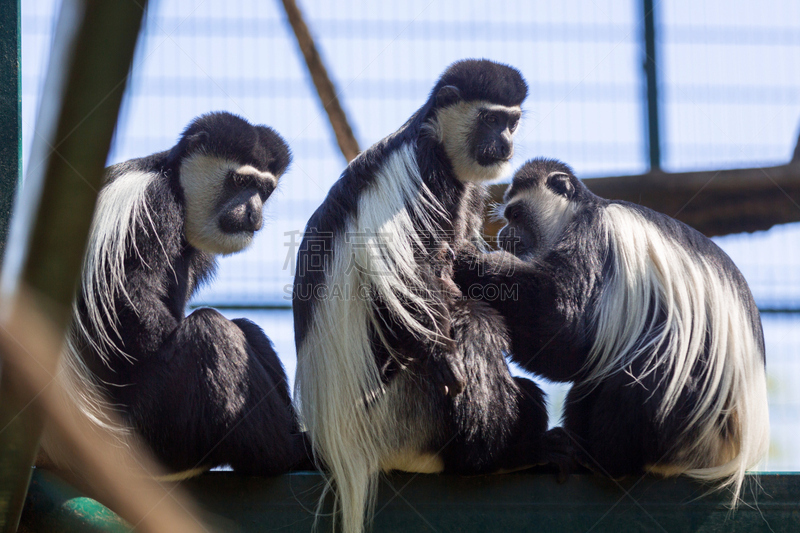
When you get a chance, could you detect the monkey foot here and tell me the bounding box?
[542,427,583,483]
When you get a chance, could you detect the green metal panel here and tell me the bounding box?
[22,470,800,532]
[0,0,20,266]
[186,472,800,532]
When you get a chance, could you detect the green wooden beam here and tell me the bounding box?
[0,0,20,268]
[20,470,800,532]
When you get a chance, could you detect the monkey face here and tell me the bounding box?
[217,165,278,235]
[430,97,522,183]
[472,107,521,167]
[498,159,580,260]
[180,154,278,255]
[497,199,538,258]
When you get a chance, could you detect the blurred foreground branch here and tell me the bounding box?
[0,289,207,532]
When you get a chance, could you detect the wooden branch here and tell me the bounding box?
[486,161,800,239]
[281,0,361,162]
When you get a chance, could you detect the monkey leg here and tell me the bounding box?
[129,307,311,475]
[436,300,562,475]
[561,379,653,478]
[494,377,577,478]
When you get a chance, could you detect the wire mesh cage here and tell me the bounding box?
[21,0,800,471]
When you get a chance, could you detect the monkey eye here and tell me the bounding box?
[504,204,521,222]
[509,116,520,132]
[485,113,498,125]
[231,172,254,189]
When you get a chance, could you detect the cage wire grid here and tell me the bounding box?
[20,0,800,470]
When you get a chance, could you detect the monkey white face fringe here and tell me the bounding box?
[508,184,577,261]
[295,144,448,533]
[589,204,769,503]
[180,153,267,255]
[432,101,518,183]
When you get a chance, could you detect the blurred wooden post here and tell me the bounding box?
[0,0,20,269]
[0,1,147,530]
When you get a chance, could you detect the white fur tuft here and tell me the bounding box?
[296,144,447,533]
[75,170,160,363]
[588,204,769,505]
[41,170,160,467]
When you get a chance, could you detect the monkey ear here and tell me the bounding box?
[435,85,462,108]
[167,130,209,169]
[547,173,575,199]
[185,131,210,151]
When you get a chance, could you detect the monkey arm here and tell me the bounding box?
[452,248,547,311]
[112,263,182,359]
[371,276,466,397]
[453,248,590,382]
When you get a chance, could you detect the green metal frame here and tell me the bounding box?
[0,0,20,265]
[21,471,130,533]
[643,0,661,171]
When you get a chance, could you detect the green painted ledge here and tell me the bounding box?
[20,469,800,532]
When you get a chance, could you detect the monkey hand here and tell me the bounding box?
[451,247,484,291]
[427,339,466,398]
[453,240,481,257]
[431,243,463,298]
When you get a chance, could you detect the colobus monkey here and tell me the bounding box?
[43,112,310,476]
[454,158,770,504]
[294,60,564,533]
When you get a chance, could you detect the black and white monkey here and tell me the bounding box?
[294,60,565,533]
[454,158,770,504]
[43,112,310,476]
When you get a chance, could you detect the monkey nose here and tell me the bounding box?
[246,202,263,231]
[497,226,516,252]
[498,142,511,160]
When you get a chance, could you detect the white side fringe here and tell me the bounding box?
[295,143,447,533]
[75,170,162,363]
[587,204,769,504]
[42,170,161,467]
